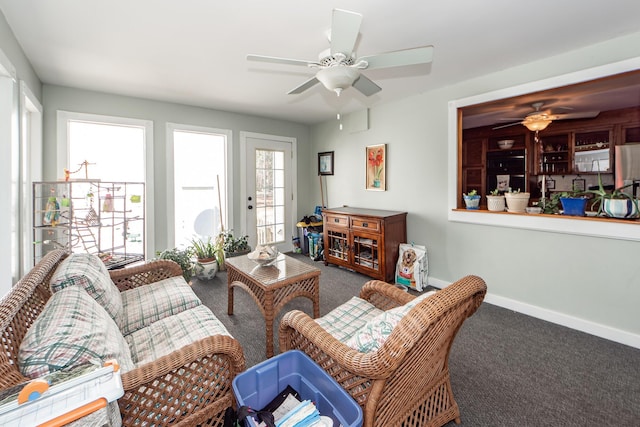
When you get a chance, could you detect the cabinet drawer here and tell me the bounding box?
[325,214,349,227]
[351,218,380,232]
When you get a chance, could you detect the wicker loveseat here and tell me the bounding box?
[279,275,486,427]
[0,249,245,426]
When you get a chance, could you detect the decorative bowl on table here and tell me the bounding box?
[247,245,279,266]
[497,139,515,149]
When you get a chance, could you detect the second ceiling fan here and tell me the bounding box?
[493,102,600,131]
[247,9,434,97]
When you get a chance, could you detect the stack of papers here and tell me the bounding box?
[275,399,320,427]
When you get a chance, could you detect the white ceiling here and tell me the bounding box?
[1,1,640,125]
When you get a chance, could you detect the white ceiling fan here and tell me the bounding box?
[247,9,434,97]
[493,102,600,131]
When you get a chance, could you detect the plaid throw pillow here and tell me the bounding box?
[316,296,383,343]
[18,286,134,379]
[50,253,123,327]
[120,276,202,336]
[345,290,437,353]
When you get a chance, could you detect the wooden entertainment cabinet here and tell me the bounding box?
[322,207,407,282]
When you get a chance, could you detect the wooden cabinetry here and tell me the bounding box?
[322,207,406,282]
[461,138,485,198]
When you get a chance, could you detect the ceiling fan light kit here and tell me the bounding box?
[316,66,360,96]
[247,8,433,97]
[523,117,552,131]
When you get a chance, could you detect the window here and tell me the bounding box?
[58,111,153,251]
[169,124,229,248]
[449,58,640,241]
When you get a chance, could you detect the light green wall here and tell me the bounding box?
[42,85,312,252]
[310,32,640,346]
[0,10,41,99]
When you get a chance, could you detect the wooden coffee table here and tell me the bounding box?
[226,253,321,358]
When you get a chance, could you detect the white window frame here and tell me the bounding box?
[57,111,154,255]
[19,81,43,275]
[448,57,640,242]
[166,123,233,249]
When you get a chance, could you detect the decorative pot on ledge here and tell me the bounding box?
[504,192,530,213]
[486,195,506,212]
[560,197,588,216]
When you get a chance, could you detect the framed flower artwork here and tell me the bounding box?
[366,144,386,191]
[318,151,334,175]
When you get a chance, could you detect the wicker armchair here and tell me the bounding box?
[279,275,487,427]
[0,250,245,426]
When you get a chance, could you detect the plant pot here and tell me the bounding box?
[486,195,506,212]
[603,198,639,218]
[504,192,530,213]
[560,197,588,216]
[463,195,481,210]
[194,257,218,280]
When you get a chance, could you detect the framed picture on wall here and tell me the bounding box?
[366,144,386,191]
[572,178,586,192]
[318,151,334,175]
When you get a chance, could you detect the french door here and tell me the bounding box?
[241,132,296,253]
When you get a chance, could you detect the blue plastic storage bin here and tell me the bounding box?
[233,350,362,427]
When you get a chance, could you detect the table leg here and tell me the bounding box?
[227,280,234,316]
[265,290,274,358]
[312,277,320,318]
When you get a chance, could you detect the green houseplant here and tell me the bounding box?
[156,247,195,283]
[190,236,221,280]
[584,174,639,218]
[462,189,481,210]
[486,188,506,212]
[504,188,530,213]
[558,186,589,217]
[221,231,250,256]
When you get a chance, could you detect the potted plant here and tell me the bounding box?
[486,188,506,212]
[156,247,195,283]
[536,193,563,215]
[504,188,530,213]
[220,230,251,258]
[190,236,221,281]
[462,189,481,210]
[559,187,589,217]
[584,174,639,218]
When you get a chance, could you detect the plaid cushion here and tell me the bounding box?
[50,253,123,327]
[316,296,383,343]
[125,305,231,366]
[18,286,134,379]
[120,276,202,335]
[345,291,437,353]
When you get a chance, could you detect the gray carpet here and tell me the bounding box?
[191,253,640,426]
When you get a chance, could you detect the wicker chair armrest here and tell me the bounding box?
[120,335,245,426]
[279,310,394,379]
[359,280,414,310]
[110,259,183,292]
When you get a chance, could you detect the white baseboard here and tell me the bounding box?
[428,277,640,350]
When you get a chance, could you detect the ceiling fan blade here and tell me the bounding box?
[287,76,320,95]
[492,121,522,130]
[352,74,382,97]
[330,9,362,55]
[359,45,434,70]
[247,54,318,67]
[556,111,600,120]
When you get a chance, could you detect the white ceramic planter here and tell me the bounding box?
[486,195,506,212]
[195,258,218,281]
[603,198,639,218]
[504,192,530,213]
